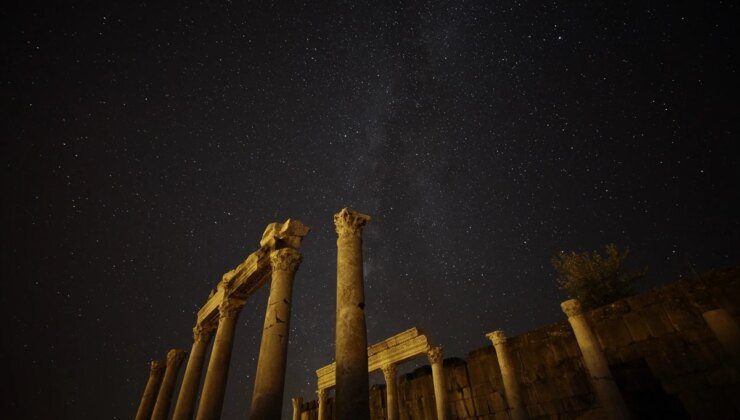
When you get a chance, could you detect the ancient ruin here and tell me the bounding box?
[133,218,309,420]
[133,208,740,419]
[294,267,740,419]
[313,328,447,420]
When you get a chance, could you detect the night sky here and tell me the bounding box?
[2,2,739,419]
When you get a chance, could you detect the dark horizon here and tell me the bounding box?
[2,2,738,419]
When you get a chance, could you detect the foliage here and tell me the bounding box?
[551,243,646,309]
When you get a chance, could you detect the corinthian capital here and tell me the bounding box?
[166,349,186,368]
[427,346,443,365]
[561,299,583,318]
[219,298,246,320]
[334,207,371,238]
[269,248,302,273]
[486,330,507,346]
[193,322,217,343]
[381,363,397,379]
[149,359,164,375]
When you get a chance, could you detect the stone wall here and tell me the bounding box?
[300,267,740,419]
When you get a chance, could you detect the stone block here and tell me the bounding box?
[640,305,676,338]
[593,317,633,350]
[622,311,651,342]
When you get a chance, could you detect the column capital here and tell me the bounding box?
[219,297,246,320]
[291,396,303,408]
[334,207,371,238]
[427,346,444,365]
[269,248,302,273]
[166,349,186,368]
[193,322,217,343]
[561,298,583,317]
[317,388,328,401]
[150,359,164,375]
[381,363,397,378]
[486,330,507,346]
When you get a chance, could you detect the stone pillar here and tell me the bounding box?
[428,346,448,420]
[291,396,304,420]
[134,360,165,420]
[195,298,246,420]
[317,388,328,420]
[172,322,216,420]
[487,331,527,420]
[333,207,372,420]
[382,364,399,420]
[250,248,303,419]
[561,299,630,420]
[151,349,187,420]
[703,308,740,366]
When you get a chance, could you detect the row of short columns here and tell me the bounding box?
[133,246,304,420]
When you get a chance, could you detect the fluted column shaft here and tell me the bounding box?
[135,360,165,420]
[428,346,448,420]
[334,208,372,420]
[562,299,630,420]
[317,388,328,420]
[152,349,187,420]
[382,364,399,420]
[250,248,303,420]
[172,323,216,420]
[703,308,740,367]
[487,331,527,420]
[195,298,245,420]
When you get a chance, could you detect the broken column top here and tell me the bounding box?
[486,330,507,345]
[561,299,583,317]
[260,218,311,250]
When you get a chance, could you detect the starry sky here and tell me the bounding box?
[2,1,739,419]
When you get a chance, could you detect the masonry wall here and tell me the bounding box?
[300,267,740,419]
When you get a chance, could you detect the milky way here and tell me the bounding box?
[3,2,738,419]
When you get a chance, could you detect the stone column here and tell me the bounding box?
[249,248,303,419]
[334,207,372,420]
[172,322,216,420]
[428,346,448,420]
[291,396,304,420]
[382,364,399,420]
[703,308,740,366]
[487,331,527,420]
[317,388,328,420]
[134,360,165,420]
[195,298,246,420]
[561,299,630,420]
[151,349,187,420]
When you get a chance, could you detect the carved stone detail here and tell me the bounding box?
[427,346,443,365]
[561,299,583,318]
[333,207,371,238]
[219,298,245,320]
[166,349,186,367]
[269,248,302,272]
[381,363,397,379]
[193,322,217,343]
[487,330,507,346]
[150,359,164,375]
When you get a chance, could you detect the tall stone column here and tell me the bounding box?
[487,331,527,420]
[334,207,372,420]
[428,346,448,420]
[291,396,304,420]
[703,308,740,366]
[382,364,399,420]
[151,349,187,420]
[195,297,246,420]
[561,299,630,420]
[317,388,328,420]
[250,248,303,420]
[172,322,216,420]
[134,360,165,420]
